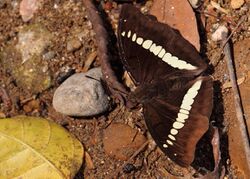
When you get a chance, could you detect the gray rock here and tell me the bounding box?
[53,68,110,117]
[43,51,56,60]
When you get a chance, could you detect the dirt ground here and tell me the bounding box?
[0,0,250,178]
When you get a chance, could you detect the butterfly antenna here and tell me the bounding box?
[86,75,128,94]
[85,75,101,82]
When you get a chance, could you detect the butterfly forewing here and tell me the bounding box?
[143,77,213,166]
[118,4,208,85]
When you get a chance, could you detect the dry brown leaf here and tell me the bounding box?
[20,0,43,22]
[150,0,200,51]
[85,151,95,170]
[83,51,97,72]
[223,76,245,89]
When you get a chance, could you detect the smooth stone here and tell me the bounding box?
[211,25,228,42]
[103,123,147,161]
[53,68,110,117]
[20,0,42,22]
[66,38,82,52]
[231,0,245,9]
[43,51,55,60]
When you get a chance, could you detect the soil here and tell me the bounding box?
[0,0,250,178]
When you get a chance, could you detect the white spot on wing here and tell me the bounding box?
[189,80,202,91]
[162,52,197,70]
[167,140,173,145]
[158,49,166,58]
[127,30,131,38]
[164,80,203,151]
[173,121,184,129]
[180,109,189,115]
[182,97,194,107]
[162,53,172,63]
[168,134,176,141]
[187,90,199,100]
[178,113,188,120]
[180,103,192,111]
[123,31,198,70]
[163,144,168,148]
[176,117,185,123]
[136,37,143,45]
[142,40,153,49]
[132,33,137,42]
[185,64,198,70]
[170,129,178,135]
[169,56,179,67]
[172,60,188,69]
[180,80,202,111]
[150,44,162,55]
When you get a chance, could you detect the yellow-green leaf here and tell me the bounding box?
[0,116,83,179]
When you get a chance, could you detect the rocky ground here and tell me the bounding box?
[0,0,250,178]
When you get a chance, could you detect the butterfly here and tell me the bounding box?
[117,4,213,167]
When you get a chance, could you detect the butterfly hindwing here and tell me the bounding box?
[118,4,207,85]
[143,76,213,167]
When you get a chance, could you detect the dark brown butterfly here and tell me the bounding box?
[118,4,213,167]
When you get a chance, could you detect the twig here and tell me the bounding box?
[20,96,34,105]
[223,76,245,89]
[113,140,149,177]
[210,1,229,14]
[211,127,220,173]
[103,106,123,129]
[198,126,225,179]
[221,16,246,49]
[222,27,250,171]
[82,0,128,104]
[85,151,95,170]
[211,16,246,67]
[82,51,97,72]
[0,87,12,110]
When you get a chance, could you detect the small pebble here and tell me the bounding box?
[53,68,110,117]
[123,163,136,173]
[211,25,228,42]
[43,51,55,60]
[66,38,82,52]
[0,112,6,118]
[20,0,42,22]
[23,99,40,113]
[188,0,202,8]
[0,0,6,8]
[104,1,113,11]
[231,0,245,9]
